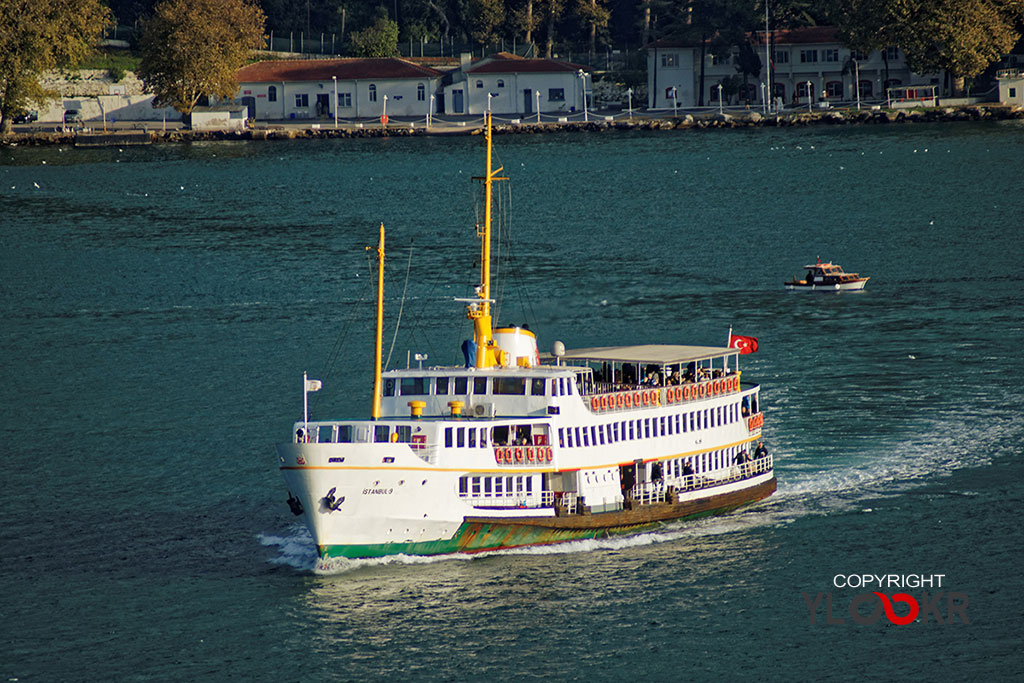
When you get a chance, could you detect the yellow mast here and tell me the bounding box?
[369,223,385,418]
[468,112,507,368]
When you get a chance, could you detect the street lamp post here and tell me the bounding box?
[806,81,812,112]
[672,87,678,115]
[717,83,723,115]
[428,94,434,129]
[332,75,338,129]
[487,92,494,113]
[535,90,541,124]
[382,94,388,128]
[627,87,633,120]
[760,82,766,114]
[854,59,861,111]
[577,70,589,122]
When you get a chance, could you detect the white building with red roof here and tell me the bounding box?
[441,53,592,117]
[235,58,443,121]
[648,26,935,110]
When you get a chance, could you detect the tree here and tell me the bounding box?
[137,0,265,117]
[350,16,400,56]
[468,0,505,46]
[576,0,611,57]
[0,0,110,134]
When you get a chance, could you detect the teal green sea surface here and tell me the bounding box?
[2,121,1023,681]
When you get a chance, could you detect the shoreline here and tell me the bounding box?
[3,104,1022,146]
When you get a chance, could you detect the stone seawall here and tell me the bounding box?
[4,104,1021,146]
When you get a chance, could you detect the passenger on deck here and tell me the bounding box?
[651,461,663,482]
[668,369,681,385]
[741,397,751,417]
[755,442,768,459]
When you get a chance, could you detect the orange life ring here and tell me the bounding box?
[666,388,674,404]
[616,393,625,409]
[504,448,514,464]
[674,386,683,402]
[642,391,650,406]
[713,379,720,395]
[651,389,660,406]
[634,391,642,406]
[514,447,524,463]
[624,392,633,408]
[698,383,706,398]
[545,447,553,462]
[495,449,503,464]
[526,447,535,463]
[591,396,600,411]
[683,385,692,401]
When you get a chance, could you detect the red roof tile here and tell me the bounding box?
[466,55,589,74]
[237,58,442,83]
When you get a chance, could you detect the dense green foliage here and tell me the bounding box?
[0,0,111,132]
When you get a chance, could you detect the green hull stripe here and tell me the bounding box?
[320,499,752,560]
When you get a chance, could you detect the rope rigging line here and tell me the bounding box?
[383,241,414,371]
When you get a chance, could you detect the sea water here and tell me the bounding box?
[1,121,1023,681]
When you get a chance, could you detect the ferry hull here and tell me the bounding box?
[317,476,776,560]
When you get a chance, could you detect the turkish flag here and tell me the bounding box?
[729,334,759,354]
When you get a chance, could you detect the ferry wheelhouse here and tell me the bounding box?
[785,259,869,291]
[276,115,776,560]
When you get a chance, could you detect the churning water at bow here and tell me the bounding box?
[2,122,1023,681]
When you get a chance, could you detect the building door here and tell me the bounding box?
[241,96,256,120]
[452,89,464,114]
[315,93,330,118]
[523,89,532,114]
[436,93,445,114]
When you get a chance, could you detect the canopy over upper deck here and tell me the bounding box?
[543,344,738,365]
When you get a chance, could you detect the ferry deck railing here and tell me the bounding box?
[630,454,773,505]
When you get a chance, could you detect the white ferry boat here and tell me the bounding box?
[276,115,776,560]
[785,259,869,291]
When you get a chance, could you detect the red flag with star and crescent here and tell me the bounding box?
[729,334,759,354]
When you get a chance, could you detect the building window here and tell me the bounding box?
[295,93,309,107]
[338,92,352,107]
[665,86,677,100]
[1011,87,1018,98]
[368,84,377,102]
[858,80,873,97]
[497,79,505,88]
[800,49,818,63]
[711,53,733,66]
[885,47,899,61]
[851,50,869,61]
[416,84,425,101]
[548,88,565,101]
[661,53,678,67]
[475,80,483,89]
[822,49,839,63]
[773,51,789,64]
[772,83,786,100]
[268,85,277,102]
[825,81,843,98]
[797,81,814,98]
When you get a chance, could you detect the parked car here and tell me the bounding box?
[13,110,38,124]
[64,109,82,123]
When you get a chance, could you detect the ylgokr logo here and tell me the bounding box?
[803,574,970,626]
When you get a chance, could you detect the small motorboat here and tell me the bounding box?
[785,258,869,291]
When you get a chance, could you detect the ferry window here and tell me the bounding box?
[752,395,759,413]
[644,420,651,439]
[384,378,396,396]
[374,425,390,442]
[472,476,481,495]
[494,377,526,395]
[582,429,590,447]
[599,426,606,445]
[629,422,635,440]
[526,476,533,494]
[480,428,488,446]
[505,476,513,494]
[516,476,524,494]
[531,378,546,395]
[474,377,488,394]
[436,377,449,394]
[445,427,453,448]
[455,377,468,394]
[396,425,412,442]
[558,428,565,448]
[718,406,724,425]
[492,425,510,445]
[494,477,503,495]
[591,426,598,446]
[401,377,427,395]
[660,416,666,436]
[457,428,465,447]
[689,413,695,431]
[337,425,352,442]
[459,477,468,496]
[468,429,476,448]
[575,427,582,446]
[318,425,334,443]
[612,423,619,442]
[667,416,673,436]
[484,477,492,494]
